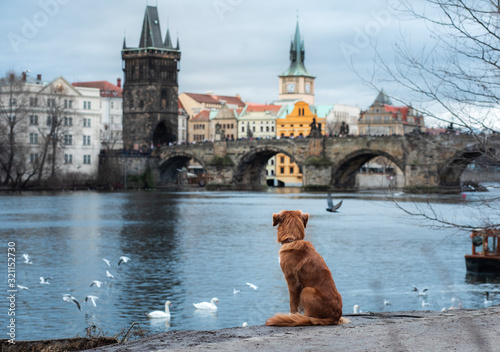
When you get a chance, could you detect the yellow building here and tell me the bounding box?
[274,101,325,186]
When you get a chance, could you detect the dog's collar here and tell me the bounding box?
[280,238,295,245]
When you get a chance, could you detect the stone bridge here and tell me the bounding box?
[153,134,498,193]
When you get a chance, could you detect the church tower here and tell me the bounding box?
[122,6,181,151]
[278,20,315,105]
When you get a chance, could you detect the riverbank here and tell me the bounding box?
[85,305,499,352]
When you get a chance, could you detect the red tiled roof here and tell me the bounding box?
[191,110,210,121]
[245,104,281,113]
[72,81,122,98]
[184,92,245,107]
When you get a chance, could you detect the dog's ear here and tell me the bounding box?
[273,212,283,227]
[302,212,309,228]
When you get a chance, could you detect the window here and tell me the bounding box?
[280,156,285,163]
[64,154,73,164]
[29,133,38,144]
[231,124,234,128]
[111,102,114,109]
[260,126,263,132]
[83,101,87,109]
[64,135,73,145]
[69,100,72,108]
[83,135,91,145]
[252,127,255,132]
[64,100,68,108]
[83,118,91,127]
[30,153,38,163]
[241,126,245,132]
[29,115,38,125]
[290,167,294,174]
[9,98,16,106]
[64,117,72,126]
[30,97,38,107]
[83,155,91,164]
[266,126,269,132]
[280,167,285,174]
[46,116,52,126]
[272,126,274,132]
[47,98,55,107]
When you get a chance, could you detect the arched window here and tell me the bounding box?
[161,89,168,109]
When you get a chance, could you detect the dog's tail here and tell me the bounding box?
[265,313,350,327]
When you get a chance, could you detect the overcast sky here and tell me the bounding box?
[0,0,431,109]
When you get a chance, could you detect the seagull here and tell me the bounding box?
[118,256,130,266]
[422,300,431,308]
[17,285,29,290]
[146,301,172,319]
[22,254,33,264]
[484,292,492,305]
[106,270,114,279]
[246,282,258,290]
[233,288,240,294]
[40,277,52,284]
[242,322,248,327]
[384,299,391,306]
[90,280,103,288]
[85,295,99,307]
[412,286,428,296]
[103,258,111,267]
[326,193,342,213]
[193,297,218,310]
[353,305,362,314]
[62,294,81,311]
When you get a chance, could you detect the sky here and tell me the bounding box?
[0,0,431,110]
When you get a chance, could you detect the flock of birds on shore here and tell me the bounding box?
[352,285,495,315]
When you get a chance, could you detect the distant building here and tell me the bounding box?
[0,74,101,182]
[210,104,240,141]
[179,92,245,118]
[327,104,360,136]
[121,5,181,150]
[237,104,280,140]
[358,90,425,135]
[72,79,123,150]
[274,101,326,186]
[188,110,211,143]
[277,20,315,105]
[178,100,188,144]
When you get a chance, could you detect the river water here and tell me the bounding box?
[1,188,499,341]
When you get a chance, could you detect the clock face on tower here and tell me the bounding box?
[287,83,295,93]
[305,83,311,93]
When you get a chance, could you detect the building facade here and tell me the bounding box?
[122,5,181,151]
[359,91,425,136]
[237,104,280,140]
[0,74,101,183]
[72,80,123,150]
[179,92,245,119]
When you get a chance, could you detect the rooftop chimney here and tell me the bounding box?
[37,74,42,81]
[117,78,121,88]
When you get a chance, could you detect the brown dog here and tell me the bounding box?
[266,210,348,326]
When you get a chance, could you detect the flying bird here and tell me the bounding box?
[40,277,52,284]
[118,256,130,266]
[146,301,172,319]
[63,294,81,311]
[85,295,99,307]
[22,254,33,264]
[326,193,342,213]
[412,286,428,296]
[193,297,218,310]
[106,270,114,279]
[17,285,29,290]
[90,280,103,288]
[246,282,258,290]
[233,288,240,294]
[384,299,391,306]
[103,258,111,267]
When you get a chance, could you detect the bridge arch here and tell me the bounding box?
[439,144,493,191]
[158,152,205,185]
[331,149,404,191]
[232,146,300,189]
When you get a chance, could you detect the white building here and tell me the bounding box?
[237,104,281,140]
[0,74,102,183]
[72,80,123,150]
[329,104,361,136]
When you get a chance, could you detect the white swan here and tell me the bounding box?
[193,297,218,310]
[146,301,172,319]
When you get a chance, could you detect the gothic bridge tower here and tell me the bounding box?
[122,6,181,151]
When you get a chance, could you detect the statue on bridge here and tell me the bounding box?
[309,118,322,138]
[339,121,349,137]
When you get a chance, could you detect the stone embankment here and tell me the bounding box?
[85,305,499,352]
